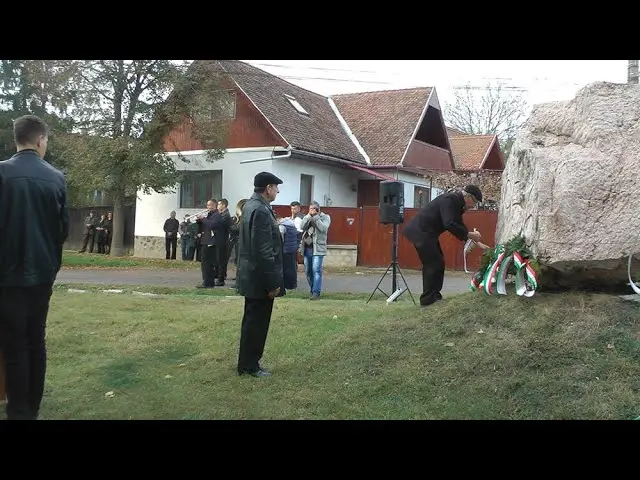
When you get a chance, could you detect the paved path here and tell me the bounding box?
[55,267,472,297]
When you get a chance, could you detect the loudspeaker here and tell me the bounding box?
[379,180,404,224]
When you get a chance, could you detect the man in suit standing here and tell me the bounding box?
[402,185,483,307]
[215,199,232,285]
[196,199,219,288]
[235,172,285,377]
[163,211,180,260]
[0,115,69,419]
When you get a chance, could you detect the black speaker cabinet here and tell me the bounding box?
[379,180,404,224]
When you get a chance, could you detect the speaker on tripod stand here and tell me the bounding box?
[367,181,416,304]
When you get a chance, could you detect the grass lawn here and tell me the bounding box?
[61,250,202,270]
[32,285,640,420]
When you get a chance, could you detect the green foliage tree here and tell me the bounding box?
[51,60,235,256]
[0,60,76,194]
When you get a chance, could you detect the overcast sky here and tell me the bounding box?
[243,60,629,113]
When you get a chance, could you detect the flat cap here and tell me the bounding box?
[254,171,283,188]
[464,184,483,203]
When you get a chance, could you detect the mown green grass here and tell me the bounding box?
[35,287,640,420]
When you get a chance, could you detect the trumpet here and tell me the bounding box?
[184,209,209,222]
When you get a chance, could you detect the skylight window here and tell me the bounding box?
[285,94,309,115]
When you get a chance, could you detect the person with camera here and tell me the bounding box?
[403,185,483,307]
[300,201,331,300]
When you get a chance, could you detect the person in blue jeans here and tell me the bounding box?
[299,201,331,300]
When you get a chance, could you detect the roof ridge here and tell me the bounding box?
[331,86,431,97]
[449,134,496,139]
[234,60,330,100]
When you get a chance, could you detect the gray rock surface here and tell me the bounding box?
[497,82,640,289]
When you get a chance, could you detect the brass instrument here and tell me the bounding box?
[184,209,209,222]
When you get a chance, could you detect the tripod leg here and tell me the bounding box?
[396,265,417,305]
[366,263,393,303]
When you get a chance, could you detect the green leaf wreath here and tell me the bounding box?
[476,235,542,279]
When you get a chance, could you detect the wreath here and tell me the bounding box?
[469,235,542,297]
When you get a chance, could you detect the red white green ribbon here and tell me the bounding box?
[629,252,640,295]
[470,244,539,297]
[482,245,506,295]
[512,251,538,297]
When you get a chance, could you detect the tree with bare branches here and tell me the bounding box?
[444,82,528,157]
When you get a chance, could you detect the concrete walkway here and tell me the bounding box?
[55,267,472,297]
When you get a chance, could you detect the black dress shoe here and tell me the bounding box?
[238,368,272,377]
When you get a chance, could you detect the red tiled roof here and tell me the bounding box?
[331,87,432,166]
[446,126,468,137]
[448,135,496,170]
[193,60,368,165]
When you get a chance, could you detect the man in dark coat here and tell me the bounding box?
[163,211,180,260]
[0,115,69,420]
[402,185,483,307]
[79,210,99,253]
[214,199,232,285]
[235,172,285,377]
[196,199,220,288]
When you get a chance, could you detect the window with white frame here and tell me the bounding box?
[179,170,223,209]
[285,94,309,115]
[300,174,313,206]
[414,185,431,208]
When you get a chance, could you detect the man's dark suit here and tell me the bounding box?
[403,191,470,306]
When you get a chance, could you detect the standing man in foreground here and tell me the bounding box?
[235,172,285,377]
[0,115,69,419]
[402,185,483,307]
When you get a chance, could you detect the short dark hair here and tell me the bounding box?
[290,201,301,207]
[219,198,228,207]
[13,115,49,146]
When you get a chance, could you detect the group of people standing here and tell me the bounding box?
[161,194,332,301]
[78,210,113,254]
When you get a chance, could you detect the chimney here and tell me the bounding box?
[629,60,639,84]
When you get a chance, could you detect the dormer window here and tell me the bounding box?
[285,94,309,115]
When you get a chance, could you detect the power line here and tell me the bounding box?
[250,62,382,75]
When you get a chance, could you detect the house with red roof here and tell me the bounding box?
[133,60,504,257]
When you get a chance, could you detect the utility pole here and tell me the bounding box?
[628,60,639,84]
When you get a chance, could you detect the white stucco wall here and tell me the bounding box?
[135,148,368,237]
[135,147,279,237]
[271,157,359,208]
[394,170,443,208]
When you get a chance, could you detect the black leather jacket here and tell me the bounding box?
[235,193,284,299]
[0,149,69,287]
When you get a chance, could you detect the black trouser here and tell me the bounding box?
[216,243,228,282]
[283,251,298,290]
[200,245,217,287]
[415,236,445,306]
[165,235,177,260]
[0,283,53,420]
[96,234,106,254]
[237,297,274,373]
[80,232,95,253]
